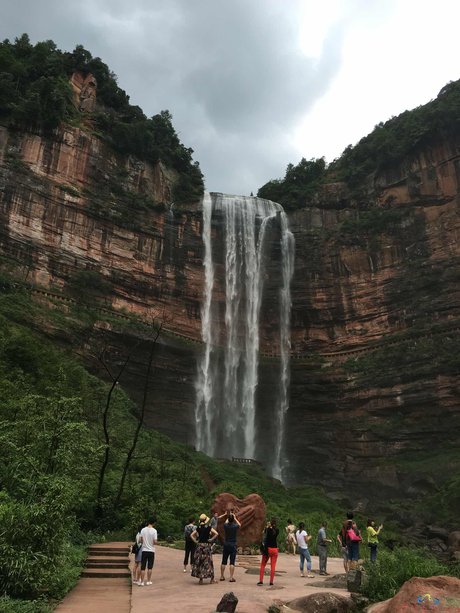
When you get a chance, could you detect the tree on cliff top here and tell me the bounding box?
[258,77,460,208]
[0,35,204,203]
[257,156,327,210]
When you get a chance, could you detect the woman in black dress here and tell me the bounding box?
[191,513,219,584]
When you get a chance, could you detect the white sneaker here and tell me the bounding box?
[146,581,152,585]
[183,569,187,573]
[140,582,145,586]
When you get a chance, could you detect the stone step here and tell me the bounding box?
[81,568,131,579]
[86,561,128,569]
[88,546,128,552]
[87,550,129,557]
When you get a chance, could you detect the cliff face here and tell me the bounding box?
[0,124,204,338]
[285,135,460,496]
[1,123,459,501]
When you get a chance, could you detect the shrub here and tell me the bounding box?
[361,547,450,602]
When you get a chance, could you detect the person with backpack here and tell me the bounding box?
[183,516,197,573]
[337,511,354,572]
[132,523,144,585]
[346,519,362,569]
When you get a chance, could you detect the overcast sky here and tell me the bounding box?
[1,0,460,196]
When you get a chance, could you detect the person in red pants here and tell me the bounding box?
[257,517,279,586]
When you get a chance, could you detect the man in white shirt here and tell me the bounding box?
[139,517,158,586]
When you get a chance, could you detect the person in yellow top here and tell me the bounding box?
[366,519,383,562]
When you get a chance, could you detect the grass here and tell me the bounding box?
[361,547,458,603]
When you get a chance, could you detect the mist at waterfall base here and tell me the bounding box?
[195,193,294,481]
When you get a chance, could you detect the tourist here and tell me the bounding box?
[257,517,279,586]
[133,523,144,585]
[139,517,158,586]
[295,522,314,578]
[337,511,354,572]
[346,520,362,569]
[210,511,220,530]
[183,516,197,573]
[285,518,297,555]
[317,521,332,576]
[191,513,219,584]
[220,510,241,582]
[366,519,383,562]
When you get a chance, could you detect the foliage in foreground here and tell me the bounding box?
[0,284,346,600]
[361,547,459,603]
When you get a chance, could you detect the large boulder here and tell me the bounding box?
[367,575,460,612]
[211,493,266,547]
[286,592,353,612]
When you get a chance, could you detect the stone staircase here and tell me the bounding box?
[81,543,131,579]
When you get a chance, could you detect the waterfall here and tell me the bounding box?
[195,192,295,480]
[272,213,295,480]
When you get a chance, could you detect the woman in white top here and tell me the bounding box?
[295,522,314,577]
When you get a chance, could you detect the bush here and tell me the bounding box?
[361,547,450,602]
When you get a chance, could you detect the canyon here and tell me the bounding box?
[1,110,459,504]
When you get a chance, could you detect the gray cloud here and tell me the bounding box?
[1,0,348,194]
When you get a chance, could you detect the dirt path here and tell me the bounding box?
[130,545,349,613]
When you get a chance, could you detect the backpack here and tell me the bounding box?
[131,541,140,555]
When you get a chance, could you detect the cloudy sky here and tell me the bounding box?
[1,0,460,196]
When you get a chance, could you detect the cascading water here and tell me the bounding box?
[195,192,294,481]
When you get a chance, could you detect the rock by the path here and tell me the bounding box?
[286,592,353,612]
[366,575,460,612]
[215,591,238,612]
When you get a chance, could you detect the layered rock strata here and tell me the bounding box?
[1,124,459,500]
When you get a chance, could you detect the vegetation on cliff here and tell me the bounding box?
[0,34,203,203]
[258,77,460,207]
[0,273,346,604]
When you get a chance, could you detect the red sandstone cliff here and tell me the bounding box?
[0,121,459,500]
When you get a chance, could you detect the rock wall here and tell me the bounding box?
[1,123,459,500]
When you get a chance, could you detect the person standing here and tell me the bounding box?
[257,517,279,586]
[285,519,297,555]
[191,514,219,584]
[210,512,219,530]
[317,521,332,576]
[132,523,144,585]
[337,511,354,573]
[295,522,314,578]
[366,519,383,562]
[139,517,158,586]
[346,520,363,569]
[183,516,197,573]
[220,511,241,582]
